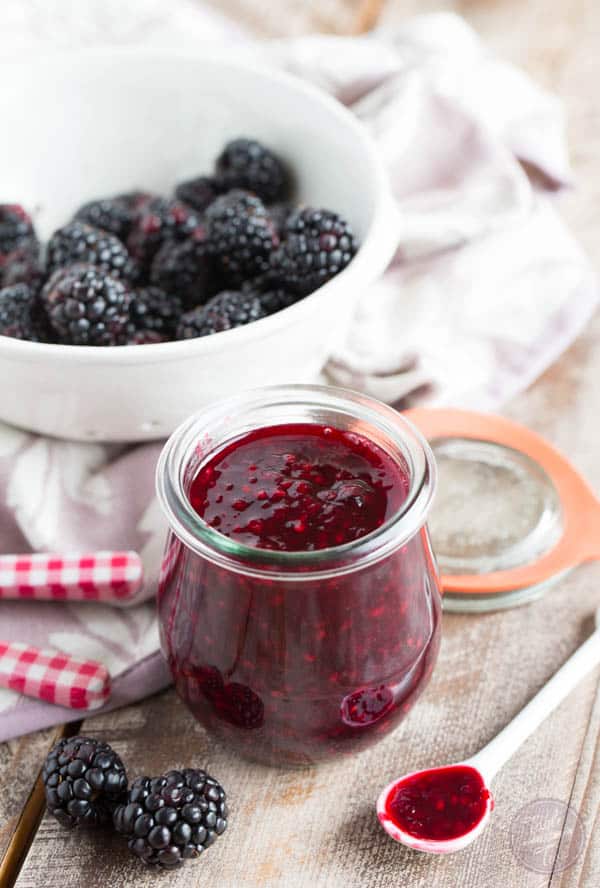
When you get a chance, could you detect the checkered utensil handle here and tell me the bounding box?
[0,641,110,709]
[0,551,143,604]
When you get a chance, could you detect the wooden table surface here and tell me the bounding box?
[2,1,600,886]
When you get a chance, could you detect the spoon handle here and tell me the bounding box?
[471,627,600,781]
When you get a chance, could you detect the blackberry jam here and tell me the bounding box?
[156,386,441,767]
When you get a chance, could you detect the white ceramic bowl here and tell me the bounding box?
[0,48,396,442]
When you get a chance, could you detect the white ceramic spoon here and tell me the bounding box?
[377,606,600,854]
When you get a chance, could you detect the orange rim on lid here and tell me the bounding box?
[405,408,600,607]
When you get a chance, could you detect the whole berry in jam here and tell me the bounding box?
[0,204,38,259]
[113,769,228,870]
[177,289,267,339]
[47,221,138,282]
[206,190,279,285]
[340,684,394,727]
[128,285,182,339]
[42,735,128,829]
[127,198,200,272]
[0,283,41,340]
[42,265,132,346]
[188,423,409,552]
[150,232,214,310]
[271,207,356,295]
[73,196,136,241]
[175,176,221,213]
[216,138,289,203]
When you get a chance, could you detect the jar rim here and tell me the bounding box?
[155,384,437,579]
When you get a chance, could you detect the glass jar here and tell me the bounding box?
[156,385,441,767]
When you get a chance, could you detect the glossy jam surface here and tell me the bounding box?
[385,765,492,841]
[159,421,441,766]
[188,423,409,551]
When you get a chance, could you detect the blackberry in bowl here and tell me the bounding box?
[0,49,397,441]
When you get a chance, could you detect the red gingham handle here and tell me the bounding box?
[0,641,110,709]
[0,551,143,604]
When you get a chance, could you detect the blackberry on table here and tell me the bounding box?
[0,204,38,259]
[127,198,200,272]
[216,138,289,203]
[177,289,267,339]
[270,207,356,295]
[128,285,182,339]
[113,769,228,870]
[150,232,215,310]
[175,176,221,214]
[0,283,40,340]
[47,222,138,282]
[42,735,128,829]
[206,190,279,285]
[42,264,132,346]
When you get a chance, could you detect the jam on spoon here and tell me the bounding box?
[377,606,600,854]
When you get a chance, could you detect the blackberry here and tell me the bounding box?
[113,769,228,870]
[216,138,289,203]
[0,204,38,259]
[269,202,295,239]
[74,197,135,240]
[42,735,128,829]
[177,289,267,339]
[128,286,182,338]
[271,207,357,295]
[0,283,39,340]
[125,329,168,345]
[47,222,138,282]
[150,232,214,310]
[206,190,279,285]
[127,198,200,272]
[256,287,299,315]
[42,265,132,346]
[0,245,44,292]
[175,176,221,214]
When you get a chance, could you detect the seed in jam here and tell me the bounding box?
[188,423,410,551]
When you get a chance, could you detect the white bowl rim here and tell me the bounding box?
[0,45,395,366]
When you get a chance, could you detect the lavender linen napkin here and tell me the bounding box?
[0,4,596,742]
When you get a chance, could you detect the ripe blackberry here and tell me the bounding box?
[127,198,200,272]
[47,222,138,282]
[125,329,168,345]
[42,735,128,829]
[150,232,214,310]
[113,769,228,870]
[269,202,295,239]
[0,245,44,292]
[175,176,221,213]
[206,190,279,285]
[0,204,38,259]
[216,138,289,203]
[177,289,267,339]
[0,283,39,340]
[42,265,132,346]
[271,207,357,295]
[256,287,299,315]
[128,286,182,338]
[74,197,135,240]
